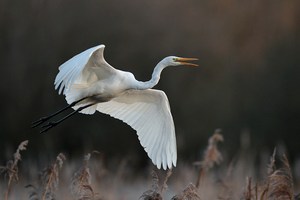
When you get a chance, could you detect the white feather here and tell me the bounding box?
[51,44,197,169]
[96,89,177,169]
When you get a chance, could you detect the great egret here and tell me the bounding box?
[32,44,198,170]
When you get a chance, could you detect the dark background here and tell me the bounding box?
[1,0,299,168]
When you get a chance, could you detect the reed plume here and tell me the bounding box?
[71,152,101,200]
[0,140,28,200]
[26,152,66,200]
[194,129,224,188]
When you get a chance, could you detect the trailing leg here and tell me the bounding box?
[31,97,88,128]
[39,103,96,133]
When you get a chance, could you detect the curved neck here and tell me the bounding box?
[135,60,168,90]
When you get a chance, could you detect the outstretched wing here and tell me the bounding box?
[54,45,116,95]
[97,89,177,170]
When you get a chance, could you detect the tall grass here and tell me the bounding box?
[0,140,28,200]
[0,132,299,200]
[70,152,102,200]
[26,152,66,200]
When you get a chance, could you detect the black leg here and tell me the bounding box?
[31,97,88,128]
[39,103,95,133]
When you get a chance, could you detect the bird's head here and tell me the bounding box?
[163,56,198,67]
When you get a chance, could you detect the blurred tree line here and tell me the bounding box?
[0,0,299,167]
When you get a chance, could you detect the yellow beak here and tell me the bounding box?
[176,57,199,67]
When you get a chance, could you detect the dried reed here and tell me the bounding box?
[0,140,28,200]
[243,176,253,200]
[171,183,201,200]
[1,133,299,200]
[267,154,294,200]
[140,170,163,200]
[26,152,66,200]
[71,152,101,200]
[255,148,296,200]
[194,129,224,188]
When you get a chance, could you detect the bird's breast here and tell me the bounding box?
[67,71,133,104]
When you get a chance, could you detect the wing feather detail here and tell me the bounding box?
[96,89,177,169]
[54,44,116,96]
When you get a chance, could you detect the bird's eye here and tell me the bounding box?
[173,58,177,62]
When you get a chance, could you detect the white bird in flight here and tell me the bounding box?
[32,44,198,170]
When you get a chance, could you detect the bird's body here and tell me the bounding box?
[55,45,131,104]
[35,44,198,170]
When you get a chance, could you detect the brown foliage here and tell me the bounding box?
[26,152,66,200]
[71,152,102,200]
[194,129,224,188]
[0,140,28,200]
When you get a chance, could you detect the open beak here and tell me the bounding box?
[176,57,199,67]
